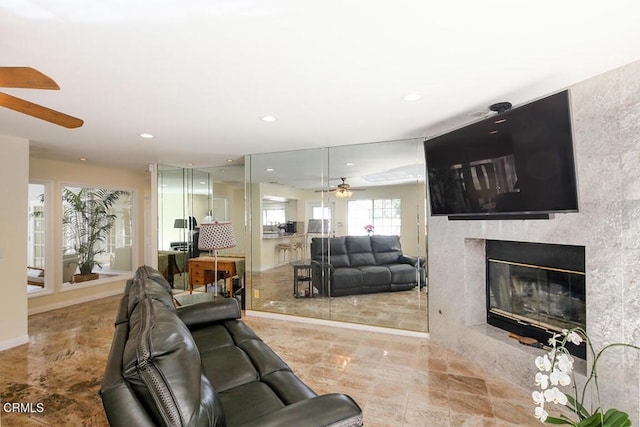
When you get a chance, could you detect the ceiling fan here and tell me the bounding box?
[316,177,366,198]
[0,67,83,128]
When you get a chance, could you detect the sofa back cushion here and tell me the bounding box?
[135,265,173,294]
[346,236,376,267]
[311,237,351,268]
[328,237,351,268]
[371,235,402,265]
[123,298,225,427]
[127,276,176,317]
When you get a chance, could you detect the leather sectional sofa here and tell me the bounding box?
[310,235,425,297]
[100,265,363,426]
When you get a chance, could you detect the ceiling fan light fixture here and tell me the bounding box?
[335,189,353,198]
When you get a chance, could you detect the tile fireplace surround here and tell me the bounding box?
[428,59,640,423]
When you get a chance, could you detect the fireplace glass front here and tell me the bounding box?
[486,240,586,358]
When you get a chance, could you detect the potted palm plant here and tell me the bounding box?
[62,187,129,282]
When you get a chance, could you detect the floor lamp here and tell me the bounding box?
[198,221,236,296]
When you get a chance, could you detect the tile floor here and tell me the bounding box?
[0,294,548,426]
[250,263,429,332]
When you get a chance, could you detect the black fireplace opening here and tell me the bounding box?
[486,240,586,359]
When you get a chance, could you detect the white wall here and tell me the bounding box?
[0,135,29,350]
[428,60,640,421]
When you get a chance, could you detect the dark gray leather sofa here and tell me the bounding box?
[310,235,425,297]
[100,265,363,427]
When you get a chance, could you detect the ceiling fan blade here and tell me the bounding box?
[0,92,83,128]
[0,67,60,90]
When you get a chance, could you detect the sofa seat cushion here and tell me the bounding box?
[238,339,291,376]
[262,370,316,405]
[332,268,363,289]
[201,345,260,392]
[388,263,418,284]
[190,323,236,352]
[122,298,224,426]
[218,382,285,426]
[359,265,391,287]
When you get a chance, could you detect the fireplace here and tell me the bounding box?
[486,240,586,359]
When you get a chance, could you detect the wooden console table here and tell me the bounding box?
[188,256,241,294]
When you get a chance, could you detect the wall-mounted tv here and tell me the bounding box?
[424,90,578,219]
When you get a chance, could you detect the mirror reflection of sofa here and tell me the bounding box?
[310,235,425,297]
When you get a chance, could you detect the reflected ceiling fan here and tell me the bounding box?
[316,177,366,198]
[0,67,83,128]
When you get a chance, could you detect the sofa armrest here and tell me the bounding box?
[176,298,241,329]
[237,393,362,427]
[311,259,334,272]
[398,254,424,267]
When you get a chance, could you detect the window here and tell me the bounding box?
[62,186,133,282]
[263,202,286,226]
[312,206,331,221]
[347,199,401,236]
[27,183,47,293]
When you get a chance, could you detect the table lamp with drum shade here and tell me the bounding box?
[198,221,236,295]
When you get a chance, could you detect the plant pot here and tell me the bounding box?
[73,273,99,283]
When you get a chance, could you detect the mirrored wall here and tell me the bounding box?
[245,138,428,332]
[157,163,245,292]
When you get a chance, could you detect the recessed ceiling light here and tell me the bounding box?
[139,133,154,139]
[261,115,277,122]
[403,93,422,102]
[199,181,206,185]
[226,159,233,163]
[187,163,194,166]
[266,168,274,172]
[345,162,355,166]
[79,157,87,161]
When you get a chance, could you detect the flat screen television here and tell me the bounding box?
[424,90,578,219]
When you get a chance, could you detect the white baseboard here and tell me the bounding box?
[245,310,430,339]
[0,334,29,351]
[28,288,124,315]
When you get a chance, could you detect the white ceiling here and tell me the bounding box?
[2,1,640,173]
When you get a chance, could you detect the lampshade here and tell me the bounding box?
[198,221,236,251]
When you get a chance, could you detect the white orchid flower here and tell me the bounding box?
[566,331,583,345]
[550,369,571,386]
[548,333,561,347]
[535,405,549,422]
[535,372,549,389]
[544,387,568,405]
[556,354,574,373]
[532,390,545,405]
[535,354,552,372]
